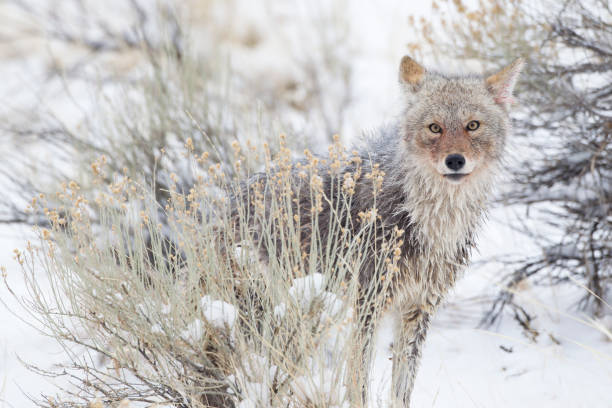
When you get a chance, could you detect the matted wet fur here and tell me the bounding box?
[232,55,523,407]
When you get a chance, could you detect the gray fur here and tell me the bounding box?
[232,56,522,407]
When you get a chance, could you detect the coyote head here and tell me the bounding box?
[398,56,523,186]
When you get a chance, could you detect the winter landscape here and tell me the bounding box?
[0,1,610,407]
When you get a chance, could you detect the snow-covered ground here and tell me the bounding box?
[1,1,611,407]
[0,226,65,407]
[3,212,611,407]
[371,209,612,407]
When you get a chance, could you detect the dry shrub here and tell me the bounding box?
[0,0,356,228]
[6,135,402,407]
[0,4,386,404]
[410,0,611,325]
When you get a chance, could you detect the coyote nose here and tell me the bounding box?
[445,154,465,171]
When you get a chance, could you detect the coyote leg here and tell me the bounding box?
[391,306,433,407]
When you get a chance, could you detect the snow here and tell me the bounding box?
[181,318,205,341]
[2,200,612,408]
[229,354,282,407]
[274,273,349,329]
[371,287,612,408]
[290,372,349,408]
[0,226,65,406]
[1,1,612,407]
[200,296,238,330]
[229,271,352,407]
[150,323,163,334]
[179,298,237,342]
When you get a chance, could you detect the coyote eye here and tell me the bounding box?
[428,123,442,134]
[466,120,480,131]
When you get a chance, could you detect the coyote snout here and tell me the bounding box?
[444,154,466,171]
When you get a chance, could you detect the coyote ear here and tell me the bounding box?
[486,58,524,106]
[399,56,425,90]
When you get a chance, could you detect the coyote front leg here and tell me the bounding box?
[391,306,433,407]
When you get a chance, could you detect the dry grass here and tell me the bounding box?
[4,133,403,407]
[0,3,386,405]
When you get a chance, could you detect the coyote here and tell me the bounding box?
[234,55,523,407]
[375,56,522,406]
